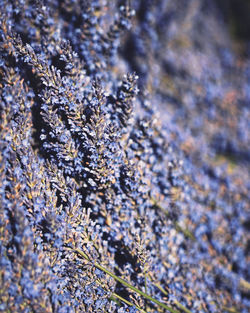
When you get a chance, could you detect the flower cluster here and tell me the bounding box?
[0,0,249,313]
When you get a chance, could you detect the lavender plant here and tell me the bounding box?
[0,0,249,313]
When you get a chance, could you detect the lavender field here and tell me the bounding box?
[0,1,249,312]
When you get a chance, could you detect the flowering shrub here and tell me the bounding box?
[0,0,249,312]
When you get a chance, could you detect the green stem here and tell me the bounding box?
[151,197,195,241]
[174,301,192,313]
[112,292,147,313]
[239,278,250,292]
[95,276,146,312]
[173,222,195,241]
[109,294,120,305]
[151,282,168,296]
[150,279,192,313]
[69,247,180,313]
